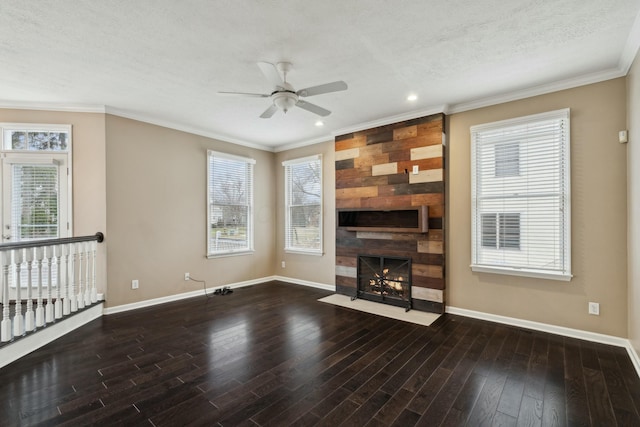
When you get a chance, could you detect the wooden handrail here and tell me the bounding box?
[0,232,104,251]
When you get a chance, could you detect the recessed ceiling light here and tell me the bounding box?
[407,94,418,101]
[315,120,324,127]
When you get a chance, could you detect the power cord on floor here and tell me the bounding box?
[185,276,213,299]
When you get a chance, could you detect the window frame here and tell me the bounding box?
[470,109,571,281]
[0,123,73,240]
[207,150,255,258]
[283,154,323,255]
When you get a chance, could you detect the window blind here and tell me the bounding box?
[471,109,571,280]
[283,155,322,253]
[12,164,60,241]
[207,151,255,256]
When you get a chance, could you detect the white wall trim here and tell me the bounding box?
[103,276,276,315]
[447,305,640,379]
[0,303,103,370]
[0,100,106,114]
[273,276,335,291]
[103,276,333,316]
[446,68,625,115]
[104,106,274,153]
[331,106,447,139]
[0,64,630,154]
[628,344,640,379]
[619,9,640,74]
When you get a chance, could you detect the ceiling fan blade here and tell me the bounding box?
[260,104,278,119]
[218,91,270,98]
[257,62,284,88]
[296,100,331,117]
[297,81,348,97]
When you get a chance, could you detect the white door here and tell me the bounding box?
[2,156,69,243]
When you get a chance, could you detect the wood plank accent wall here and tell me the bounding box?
[335,113,446,314]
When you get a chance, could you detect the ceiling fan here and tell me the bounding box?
[218,62,348,119]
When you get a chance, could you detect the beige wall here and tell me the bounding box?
[0,108,108,292]
[2,75,632,339]
[448,78,628,337]
[274,140,336,287]
[628,54,640,352]
[105,115,275,307]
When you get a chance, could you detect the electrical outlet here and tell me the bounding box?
[281,261,285,268]
[412,165,419,174]
[588,302,600,315]
[131,279,139,290]
[184,272,190,281]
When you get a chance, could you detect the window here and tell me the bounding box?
[0,123,72,243]
[471,109,571,281]
[0,123,72,290]
[283,155,322,254]
[207,151,254,257]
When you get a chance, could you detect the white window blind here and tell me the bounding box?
[12,164,60,241]
[207,151,255,256]
[283,155,322,254]
[471,109,571,281]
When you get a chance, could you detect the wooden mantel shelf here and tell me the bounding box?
[337,206,428,233]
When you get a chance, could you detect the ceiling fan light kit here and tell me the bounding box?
[219,61,348,119]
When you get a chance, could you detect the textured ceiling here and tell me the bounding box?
[1,0,639,151]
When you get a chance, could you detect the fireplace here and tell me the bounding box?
[354,255,412,311]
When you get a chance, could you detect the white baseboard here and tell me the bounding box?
[628,344,640,378]
[273,275,335,291]
[103,276,334,315]
[0,303,103,370]
[447,305,640,378]
[103,276,276,315]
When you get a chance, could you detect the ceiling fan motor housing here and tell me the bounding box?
[272,90,298,113]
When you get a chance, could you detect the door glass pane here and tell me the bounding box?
[12,164,59,241]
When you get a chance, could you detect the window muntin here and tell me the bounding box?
[207,151,254,257]
[3,124,70,152]
[471,109,571,280]
[283,155,323,254]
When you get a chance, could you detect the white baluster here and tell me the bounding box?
[62,244,70,316]
[45,246,54,323]
[77,242,85,310]
[84,242,91,307]
[70,245,77,313]
[35,247,45,327]
[24,248,35,332]
[90,241,97,303]
[1,251,11,342]
[13,249,24,337]
[54,245,63,319]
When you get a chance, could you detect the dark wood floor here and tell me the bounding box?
[1,281,639,426]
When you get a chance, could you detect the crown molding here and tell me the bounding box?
[620,8,640,74]
[104,106,275,152]
[0,62,632,154]
[446,67,626,115]
[0,100,105,113]
[331,105,448,138]
[273,135,335,152]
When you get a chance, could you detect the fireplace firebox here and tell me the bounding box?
[353,255,412,311]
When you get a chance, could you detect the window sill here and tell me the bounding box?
[285,249,324,256]
[207,250,254,259]
[470,264,572,281]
